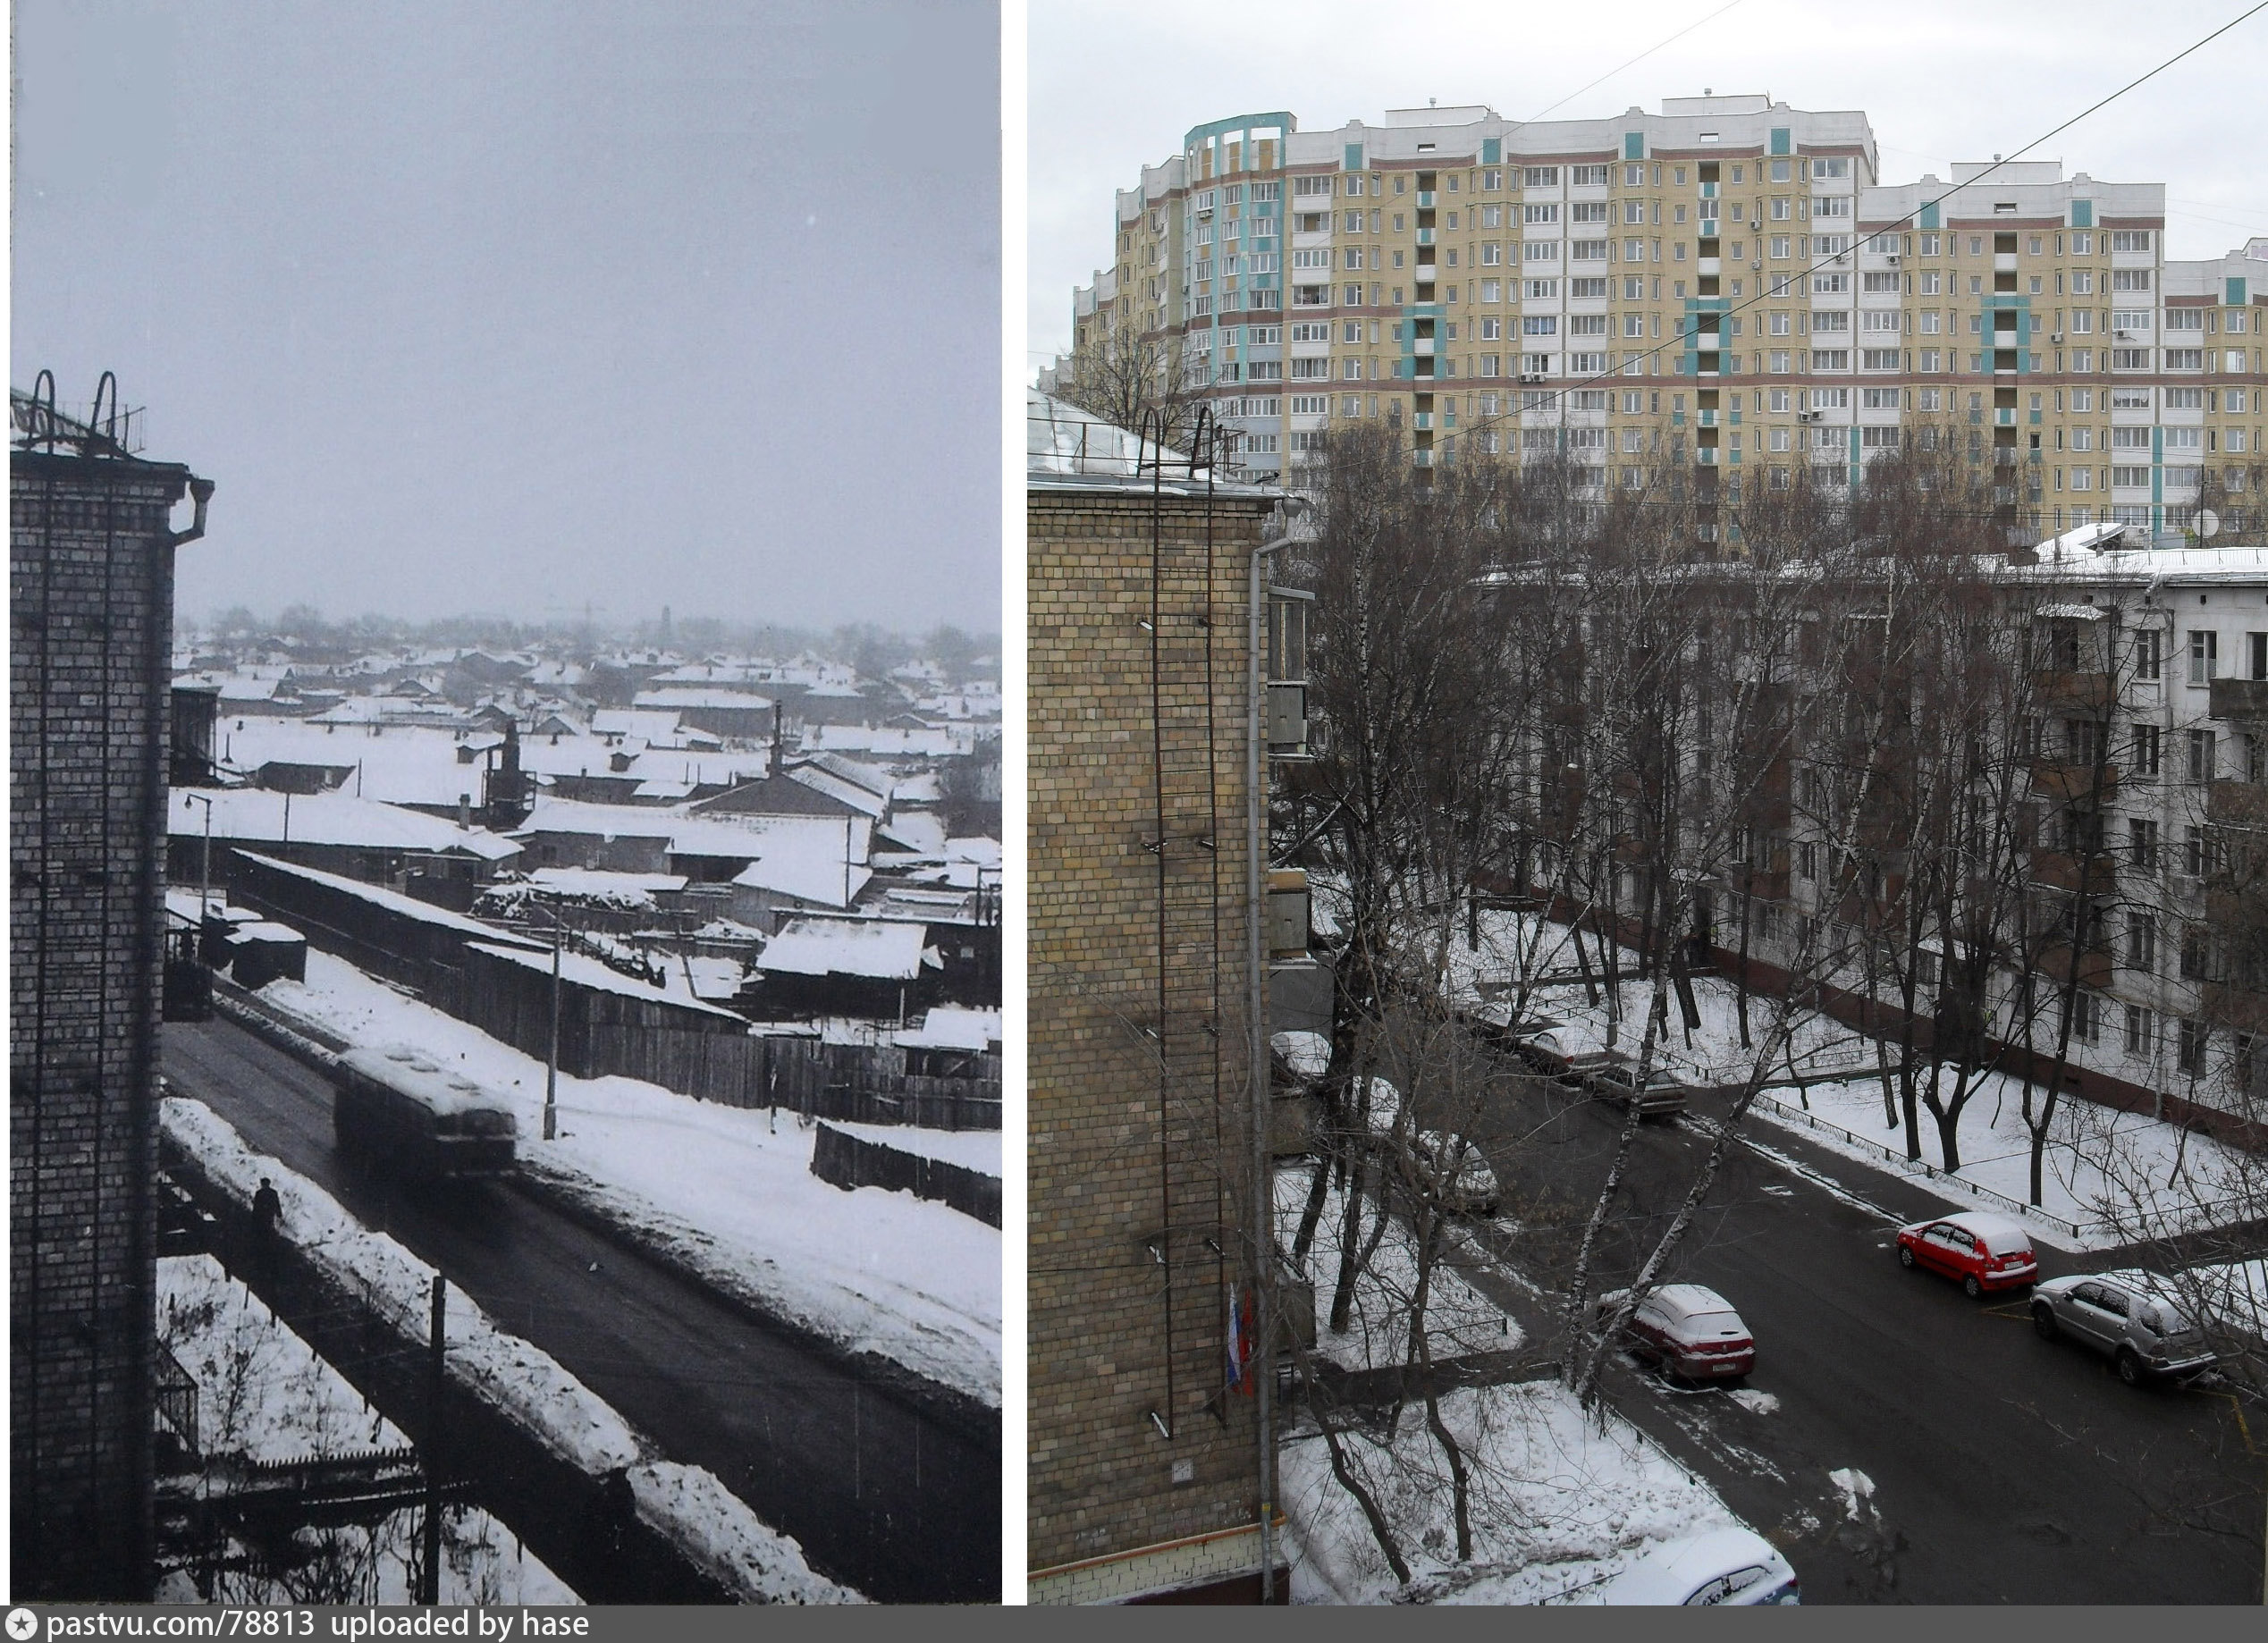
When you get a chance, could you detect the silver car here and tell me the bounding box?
[2030,1270,2216,1385]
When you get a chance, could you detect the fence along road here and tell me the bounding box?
[160,1011,1000,1603]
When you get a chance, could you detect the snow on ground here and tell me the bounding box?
[1282,1381,1746,1605]
[156,1254,578,1605]
[1748,1070,2260,1249]
[161,1099,862,1604]
[1444,907,1864,1084]
[1275,1133,1747,1605]
[257,950,999,1407]
[1442,907,2264,1248]
[822,1121,999,1176]
[1277,1164,1520,1374]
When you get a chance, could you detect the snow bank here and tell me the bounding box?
[628,1464,862,1605]
[160,1098,862,1603]
[1282,1380,1745,1605]
[260,950,999,1407]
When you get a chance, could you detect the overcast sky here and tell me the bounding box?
[13,0,1000,633]
[1030,0,2268,368]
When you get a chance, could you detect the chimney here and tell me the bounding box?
[771,702,783,778]
[459,793,471,830]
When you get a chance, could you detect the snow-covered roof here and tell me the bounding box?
[527,868,689,898]
[465,941,752,1024]
[169,788,523,861]
[877,813,948,857]
[758,918,936,981]
[211,719,510,808]
[232,852,546,948]
[895,1007,1002,1051]
[634,687,777,712]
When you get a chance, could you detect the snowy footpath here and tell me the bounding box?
[254,950,999,1409]
[162,1098,863,1604]
[1276,1165,1749,1604]
[1444,906,2263,1250]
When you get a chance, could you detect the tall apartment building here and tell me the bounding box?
[1068,96,2264,543]
[1027,392,1286,1602]
[11,385,211,1597]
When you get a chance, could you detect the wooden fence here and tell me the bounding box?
[809,1124,1001,1227]
[764,1039,1001,1131]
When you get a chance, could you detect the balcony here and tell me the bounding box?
[1722,864,1790,901]
[1417,228,1435,246]
[1418,190,1436,208]
[2208,677,2268,721]
[2030,759,2119,802]
[2031,848,2117,897]
[1412,411,1433,430]
[1699,257,1722,276]
[1413,337,1435,356]
[1995,252,2018,274]
[2030,669,2113,712]
[2036,942,2114,990]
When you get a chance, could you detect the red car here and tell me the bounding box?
[1895,1211,2037,1297]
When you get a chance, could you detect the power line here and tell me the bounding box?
[1511,0,1749,131]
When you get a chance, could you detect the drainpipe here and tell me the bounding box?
[1247,515,1288,1602]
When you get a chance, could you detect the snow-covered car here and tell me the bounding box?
[1506,1019,1576,1073]
[1408,1131,1500,1217]
[1599,1528,1800,1605]
[1582,1056,1692,1116]
[1362,1077,1403,1133]
[1597,1283,1755,1381]
[2031,1270,2217,1385]
[1894,1211,2036,1298]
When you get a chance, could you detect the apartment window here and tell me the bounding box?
[2189,629,2219,684]
[2176,1019,2207,1078]
[2129,817,2158,871]
[2128,913,2156,975]
[2132,720,2161,777]
[2112,230,2153,253]
[1798,840,1817,880]
[2188,728,2216,783]
[2183,824,2206,878]
[2124,1006,2155,1057]
[2067,990,2101,1046]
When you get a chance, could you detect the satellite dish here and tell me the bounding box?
[2197,509,2221,539]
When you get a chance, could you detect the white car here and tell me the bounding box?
[1599,1528,1800,1605]
[1410,1130,1500,1217]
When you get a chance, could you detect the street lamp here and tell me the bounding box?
[181,792,215,921]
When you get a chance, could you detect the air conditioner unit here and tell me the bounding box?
[2116,330,2132,341]
[1834,254,1849,265]
[1884,254,1900,265]
[1519,373,1546,384]
[2051,332,2064,343]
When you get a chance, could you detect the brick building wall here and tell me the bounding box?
[10,442,202,1597]
[1027,477,1280,1599]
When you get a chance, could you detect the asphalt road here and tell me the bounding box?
[162,1015,999,1603]
[1434,1062,2268,1604]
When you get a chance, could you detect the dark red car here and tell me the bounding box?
[1599,1284,1756,1382]
[1895,1211,2038,1297]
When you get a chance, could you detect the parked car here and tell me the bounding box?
[1894,1211,2037,1297]
[1597,1283,1755,1381]
[1599,1528,1800,1605]
[2030,1271,2217,1385]
[1509,1020,1577,1074]
[1408,1130,1500,1217]
[1584,1057,1693,1117]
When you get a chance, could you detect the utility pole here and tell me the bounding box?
[545,919,563,1142]
[421,1276,446,1605]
